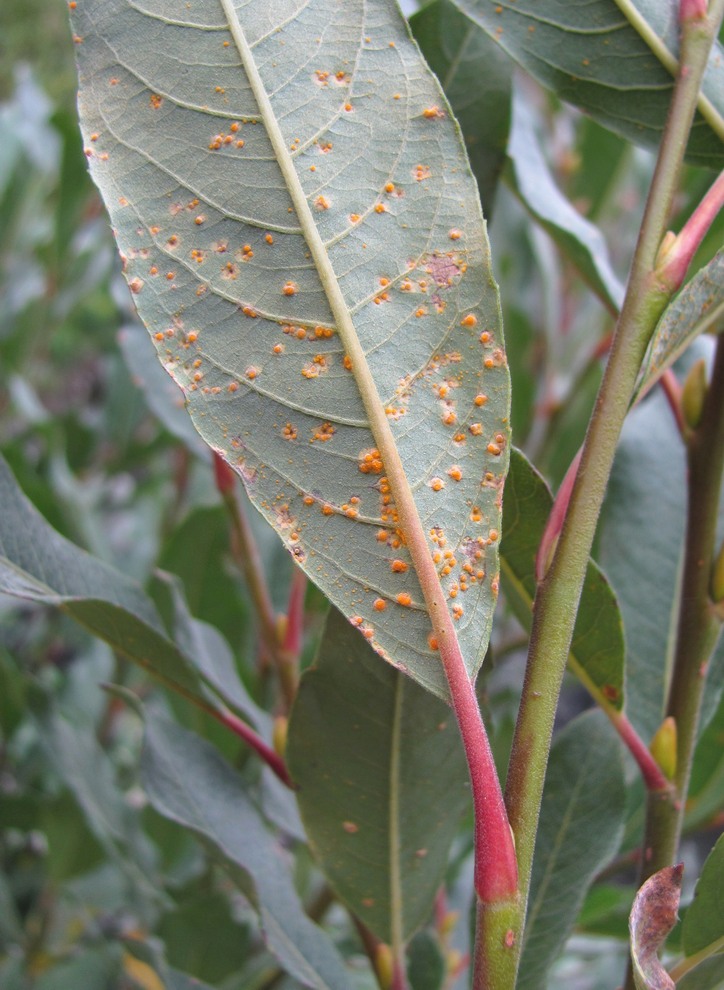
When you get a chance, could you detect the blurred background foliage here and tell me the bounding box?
[0,1,722,989]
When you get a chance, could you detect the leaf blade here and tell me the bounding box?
[141,714,352,990]
[287,608,469,945]
[451,0,724,168]
[72,0,511,700]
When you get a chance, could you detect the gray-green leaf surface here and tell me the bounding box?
[287,608,468,946]
[636,250,724,402]
[0,455,261,731]
[451,0,724,169]
[141,714,352,990]
[517,711,626,990]
[71,0,510,701]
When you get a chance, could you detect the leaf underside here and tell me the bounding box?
[72,0,511,701]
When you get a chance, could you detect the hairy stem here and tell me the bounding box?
[499,0,724,982]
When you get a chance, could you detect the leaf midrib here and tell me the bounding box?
[220,0,461,651]
[611,0,724,141]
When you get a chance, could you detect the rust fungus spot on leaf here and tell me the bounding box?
[391,559,408,573]
[474,394,488,406]
[429,477,445,492]
[282,423,297,441]
[128,277,144,294]
[414,164,431,181]
[428,633,439,651]
[487,442,502,456]
[373,598,387,612]
[461,314,477,328]
[449,229,462,240]
[282,281,298,296]
[315,195,330,210]
[447,466,463,481]
[312,422,335,443]
[343,821,359,833]
[396,593,412,607]
[358,449,383,474]
[470,423,483,436]
[423,106,445,119]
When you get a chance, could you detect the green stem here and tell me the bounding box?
[668,933,724,982]
[639,333,724,879]
[498,0,724,983]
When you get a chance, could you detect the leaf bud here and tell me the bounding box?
[374,944,394,990]
[272,716,288,760]
[649,716,677,781]
[681,359,707,430]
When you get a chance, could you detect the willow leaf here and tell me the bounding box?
[287,608,468,946]
[451,0,724,170]
[71,0,510,700]
[635,249,724,403]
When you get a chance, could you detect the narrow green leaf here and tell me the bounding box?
[635,250,724,402]
[140,714,352,990]
[517,711,626,990]
[71,0,511,701]
[161,572,271,737]
[286,608,468,946]
[501,448,626,710]
[630,864,683,990]
[0,454,202,701]
[687,691,724,830]
[450,0,724,169]
[410,0,512,216]
[506,90,624,313]
[677,956,724,990]
[682,834,724,958]
[0,455,265,733]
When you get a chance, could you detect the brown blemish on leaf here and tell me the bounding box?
[630,865,682,990]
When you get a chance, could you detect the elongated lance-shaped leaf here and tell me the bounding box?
[71,0,510,700]
[635,249,724,403]
[451,0,724,170]
[287,608,469,946]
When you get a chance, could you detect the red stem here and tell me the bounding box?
[659,369,686,436]
[611,711,670,792]
[217,707,293,788]
[440,636,518,901]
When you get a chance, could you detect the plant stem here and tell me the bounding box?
[217,473,298,709]
[638,333,724,879]
[499,0,724,982]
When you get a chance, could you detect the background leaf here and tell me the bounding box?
[505,89,624,313]
[287,608,469,945]
[517,711,627,990]
[636,249,724,402]
[682,833,724,958]
[501,448,626,710]
[0,455,264,733]
[450,0,724,169]
[140,713,352,990]
[410,0,512,217]
[598,373,724,743]
[71,0,511,701]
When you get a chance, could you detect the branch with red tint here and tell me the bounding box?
[213,452,297,708]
